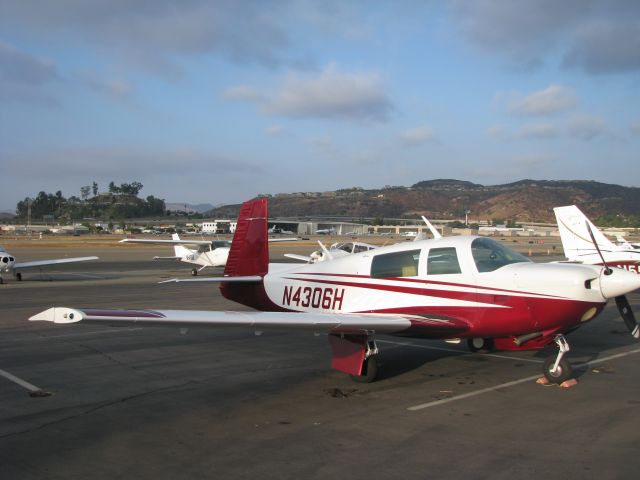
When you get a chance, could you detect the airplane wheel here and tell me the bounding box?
[191,268,198,276]
[467,337,494,353]
[350,356,378,383]
[543,357,572,384]
[0,277,3,284]
[15,272,22,281]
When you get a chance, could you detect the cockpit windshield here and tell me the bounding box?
[471,237,531,273]
[211,240,232,249]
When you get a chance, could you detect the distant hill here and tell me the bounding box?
[0,211,15,220]
[206,179,640,225]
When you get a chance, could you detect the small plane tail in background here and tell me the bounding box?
[554,205,615,259]
[171,233,192,259]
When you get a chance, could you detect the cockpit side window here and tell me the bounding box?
[371,249,420,278]
[427,247,461,275]
[471,237,531,273]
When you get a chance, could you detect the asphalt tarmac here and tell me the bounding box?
[1,239,640,479]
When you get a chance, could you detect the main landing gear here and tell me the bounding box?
[350,339,379,383]
[543,334,573,384]
[191,268,198,276]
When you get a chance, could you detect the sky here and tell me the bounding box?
[1,0,640,212]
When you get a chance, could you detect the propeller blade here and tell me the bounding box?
[615,295,640,339]
[586,222,611,274]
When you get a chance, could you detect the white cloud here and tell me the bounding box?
[223,85,264,101]
[508,85,577,116]
[265,125,285,136]
[630,121,640,136]
[225,64,393,122]
[566,113,608,140]
[399,126,437,146]
[0,1,304,79]
[452,0,640,74]
[517,123,557,139]
[77,71,134,100]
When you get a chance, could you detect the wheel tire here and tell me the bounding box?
[467,337,495,353]
[191,268,198,276]
[543,356,572,384]
[350,356,378,383]
[15,272,22,281]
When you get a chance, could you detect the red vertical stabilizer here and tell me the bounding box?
[223,198,269,277]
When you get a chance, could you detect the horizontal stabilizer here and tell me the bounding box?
[158,275,263,283]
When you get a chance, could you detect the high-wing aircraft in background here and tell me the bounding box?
[0,246,98,284]
[121,233,298,276]
[120,234,231,276]
[284,240,377,263]
[32,199,640,384]
[554,205,640,275]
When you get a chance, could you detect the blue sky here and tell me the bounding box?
[1,0,639,211]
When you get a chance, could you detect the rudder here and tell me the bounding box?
[223,198,269,277]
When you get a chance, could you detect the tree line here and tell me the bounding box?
[16,181,166,221]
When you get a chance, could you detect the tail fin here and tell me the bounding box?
[554,205,615,259]
[171,233,191,259]
[223,198,269,277]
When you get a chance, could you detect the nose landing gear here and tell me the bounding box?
[543,334,573,384]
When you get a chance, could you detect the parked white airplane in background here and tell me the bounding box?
[120,234,230,276]
[615,235,640,250]
[316,227,336,235]
[285,240,377,263]
[33,199,640,383]
[554,205,640,275]
[287,216,441,264]
[0,246,98,284]
[121,233,298,275]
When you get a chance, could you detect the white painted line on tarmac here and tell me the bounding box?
[407,346,640,411]
[0,368,42,393]
[378,339,544,363]
[41,327,143,339]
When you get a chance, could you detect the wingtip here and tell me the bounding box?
[29,307,83,323]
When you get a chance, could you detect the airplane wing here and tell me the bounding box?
[120,238,211,246]
[30,307,470,337]
[13,256,99,269]
[30,307,415,335]
[152,256,182,260]
[267,237,299,242]
[284,253,313,262]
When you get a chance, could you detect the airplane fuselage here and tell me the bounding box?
[223,236,621,350]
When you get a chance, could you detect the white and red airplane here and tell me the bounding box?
[0,246,98,284]
[31,199,640,383]
[554,205,640,274]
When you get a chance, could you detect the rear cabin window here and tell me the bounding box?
[371,249,420,278]
[427,247,462,275]
[471,237,531,272]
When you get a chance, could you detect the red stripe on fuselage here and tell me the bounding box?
[291,272,566,299]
